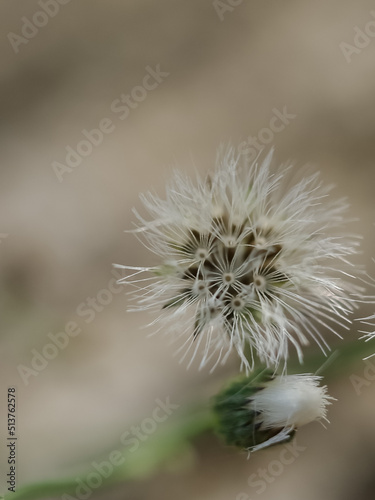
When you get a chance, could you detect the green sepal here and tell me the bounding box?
[212,369,294,450]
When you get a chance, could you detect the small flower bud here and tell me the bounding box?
[213,370,334,452]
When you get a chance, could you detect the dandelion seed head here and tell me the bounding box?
[120,147,362,372]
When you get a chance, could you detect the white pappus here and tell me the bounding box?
[246,373,334,452]
[118,147,363,372]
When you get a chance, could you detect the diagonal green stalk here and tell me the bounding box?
[5,408,215,500]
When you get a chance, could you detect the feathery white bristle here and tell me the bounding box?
[120,147,363,372]
[249,374,334,428]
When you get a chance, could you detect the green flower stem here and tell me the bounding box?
[5,338,374,500]
[5,408,216,500]
[290,337,375,376]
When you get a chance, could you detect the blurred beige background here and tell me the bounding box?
[1,1,375,499]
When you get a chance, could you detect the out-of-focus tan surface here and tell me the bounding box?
[1,1,375,499]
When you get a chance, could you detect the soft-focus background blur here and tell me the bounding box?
[1,1,375,499]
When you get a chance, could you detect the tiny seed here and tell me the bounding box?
[254,274,267,290]
[231,296,245,310]
[196,248,209,260]
[223,273,235,284]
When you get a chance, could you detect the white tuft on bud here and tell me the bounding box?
[249,374,333,429]
[213,370,334,452]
